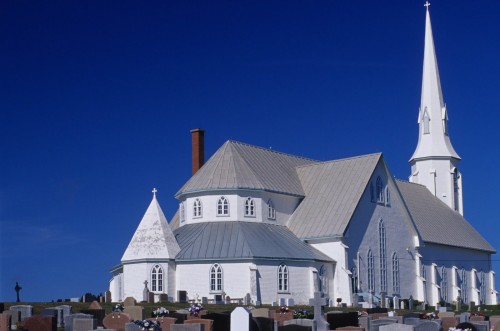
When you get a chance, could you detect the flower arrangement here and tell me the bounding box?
[134,319,162,331]
[113,303,125,312]
[293,309,310,319]
[152,307,169,318]
[188,303,204,317]
[420,312,437,320]
[279,306,289,314]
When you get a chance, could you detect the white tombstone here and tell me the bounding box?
[400,300,406,310]
[309,292,330,331]
[287,298,295,306]
[231,307,251,331]
[380,324,415,331]
[393,296,400,310]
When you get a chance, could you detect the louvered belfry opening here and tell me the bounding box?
[191,128,205,175]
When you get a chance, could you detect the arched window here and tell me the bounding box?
[376,177,384,203]
[151,265,163,292]
[267,199,276,220]
[180,203,185,222]
[319,265,328,294]
[392,253,400,294]
[193,198,202,218]
[379,220,387,292]
[278,264,289,292]
[244,197,255,217]
[367,250,375,292]
[210,264,223,292]
[440,266,448,302]
[422,107,430,134]
[460,268,468,303]
[217,197,229,216]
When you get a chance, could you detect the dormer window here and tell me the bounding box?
[193,198,202,218]
[244,197,255,217]
[267,199,276,220]
[217,196,229,216]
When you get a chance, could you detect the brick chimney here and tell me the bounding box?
[191,128,205,175]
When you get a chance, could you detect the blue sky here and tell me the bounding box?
[1,0,499,302]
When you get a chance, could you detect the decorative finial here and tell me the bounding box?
[424,1,430,10]
[152,188,157,197]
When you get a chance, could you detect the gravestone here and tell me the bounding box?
[381,293,386,308]
[470,315,485,322]
[123,297,137,306]
[469,301,476,311]
[42,308,64,327]
[440,316,458,331]
[102,312,132,331]
[385,298,390,309]
[80,308,105,326]
[0,313,10,331]
[57,305,73,323]
[368,293,374,308]
[252,308,270,318]
[125,322,141,331]
[73,317,97,331]
[459,312,471,323]
[24,315,56,331]
[284,318,316,329]
[309,292,329,331]
[124,306,144,321]
[143,280,150,302]
[254,316,278,331]
[408,296,414,310]
[148,292,155,303]
[105,291,112,303]
[244,293,251,305]
[287,298,294,307]
[326,312,358,329]
[400,301,405,310]
[370,319,397,331]
[414,321,440,331]
[157,317,177,331]
[393,296,399,310]
[489,316,500,330]
[9,305,33,320]
[64,313,92,331]
[270,310,293,326]
[379,324,415,331]
[171,324,203,331]
[231,307,251,331]
[178,291,188,303]
[470,321,489,331]
[159,293,169,303]
[352,293,359,307]
[202,313,230,331]
[185,318,213,331]
[403,317,421,326]
[278,324,312,330]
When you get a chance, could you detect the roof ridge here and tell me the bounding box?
[295,152,382,170]
[227,140,317,162]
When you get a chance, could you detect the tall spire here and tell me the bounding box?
[410,2,460,161]
[409,3,463,215]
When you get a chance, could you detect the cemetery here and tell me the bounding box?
[2,293,500,331]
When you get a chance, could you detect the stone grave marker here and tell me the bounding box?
[393,296,399,310]
[352,293,359,307]
[142,280,150,302]
[408,296,414,310]
[380,293,386,308]
[102,312,132,331]
[124,306,144,321]
[123,297,137,306]
[470,315,485,321]
[326,311,358,329]
[9,305,33,320]
[56,305,73,323]
[73,317,97,331]
[8,310,20,326]
[400,300,405,310]
[202,313,230,331]
[148,292,155,303]
[252,308,270,318]
[368,293,374,308]
[379,324,415,331]
[414,321,440,331]
[403,317,421,326]
[244,293,251,305]
[24,315,56,331]
[459,312,471,323]
[440,316,458,331]
[254,316,277,331]
[309,292,330,331]
[470,321,489,331]
[369,319,397,331]
[125,322,141,331]
[171,324,203,331]
[80,308,105,326]
[469,301,476,311]
[178,291,188,303]
[185,318,213,330]
[0,313,10,331]
[287,298,294,306]
[270,309,293,326]
[64,313,92,331]
[159,293,169,303]
[284,318,316,328]
[157,317,177,331]
[489,316,500,330]
[105,291,112,303]
[231,307,251,331]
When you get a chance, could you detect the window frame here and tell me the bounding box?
[216,196,229,216]
[267,199,276,220]
[193,198,202,218]
[151,264,164,292]
[278,264,289,293]
[209,263,223,293]
[244,197,255,217]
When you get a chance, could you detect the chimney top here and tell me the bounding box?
[191,129,205,175]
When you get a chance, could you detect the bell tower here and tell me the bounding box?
[409,2,463,215]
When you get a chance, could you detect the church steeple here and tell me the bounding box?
[409,2,463,215]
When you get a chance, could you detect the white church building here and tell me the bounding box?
[109,6,496,307]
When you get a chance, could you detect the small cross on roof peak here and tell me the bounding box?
[424,1,431,10]
[152,188,158,196]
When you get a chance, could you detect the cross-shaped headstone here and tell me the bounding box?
[144,280,148,289]
[310,292,330,331]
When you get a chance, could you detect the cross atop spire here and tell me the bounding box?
[152,188,157,197]
[424,1,430,10]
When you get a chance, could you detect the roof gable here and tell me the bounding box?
[396,180,495,253]
[121,195,181,262]
[287,153,382,239]
[176,140,316,198]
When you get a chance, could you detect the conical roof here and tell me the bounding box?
[121,190,180,262]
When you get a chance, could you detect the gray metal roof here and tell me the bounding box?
[176,140,316,198]
[287,153,382,239]
[172,221,333,262]
[396,179,495,253]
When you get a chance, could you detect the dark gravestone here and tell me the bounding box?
[80,309,105,326]
[214,294,223,304]
[254,317,276,331]
[367,307,388,314]
[326,312,359,329]
[167,312,188,323]
[202,313,230,331]
[178,290,188,303]
[278,325,313,331]
[0,303,4,313]
[24,315,56,331]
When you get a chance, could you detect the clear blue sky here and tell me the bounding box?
[1,0,499,302]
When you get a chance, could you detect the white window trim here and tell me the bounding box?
[278,264,289,293]
[244,197,256,218]
[267,199,276,220]
[216,196,230,217]
[209,263,223,293]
